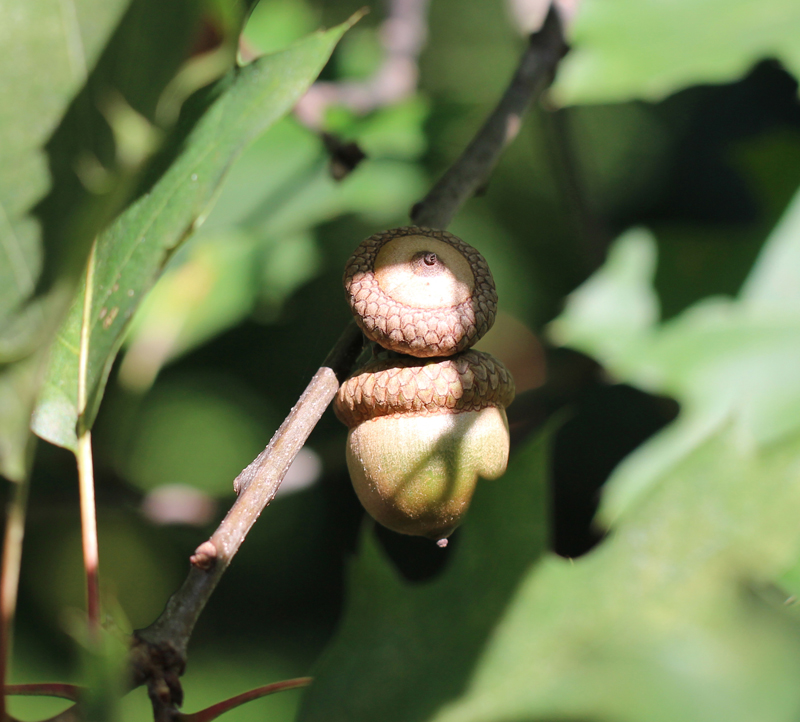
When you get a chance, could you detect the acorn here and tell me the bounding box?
[337,227,514,544]
[343,226,497,357]
[334,350,515,543]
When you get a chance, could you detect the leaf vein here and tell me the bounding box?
[0,200,37,297]
[57,0,88,83]
[56,332,80,356]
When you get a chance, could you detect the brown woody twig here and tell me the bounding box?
[411,6,567,229]
[132,6,567,719]
[132,321,364,720]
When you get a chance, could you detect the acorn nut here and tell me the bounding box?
[343,226,498,357]
[334,349,515,543]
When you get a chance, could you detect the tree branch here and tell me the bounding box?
[411,5,567,229]
[554,102,615,262]
[132,321,364,717]
[132,6,568,718]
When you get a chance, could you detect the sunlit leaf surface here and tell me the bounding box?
[0,0,214,479]
[32,17,358,450]
[298,432,549,722]
[555,0,800,105]
[299,190,800,722]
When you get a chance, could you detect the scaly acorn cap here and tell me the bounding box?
[343,226,497,357]
[334,349,515,428]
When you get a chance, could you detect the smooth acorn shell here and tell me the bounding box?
[343,227,497,357]
[335,350,515,540]
[345,408,510,540]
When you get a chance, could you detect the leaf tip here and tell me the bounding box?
[348,7,370,27]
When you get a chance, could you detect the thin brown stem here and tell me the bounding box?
[3,683,82,701]
[0,475,29,720]
[132,321,364,715]
[178,677,311,722]
[76,241,101,635]
[76,431,100,632]
[411,5,568,229]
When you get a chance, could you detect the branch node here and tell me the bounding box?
[131,637,186,719]
[189,541,217,571]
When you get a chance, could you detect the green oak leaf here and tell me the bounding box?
[0,0,219,480]
[298,431,549,722]
[551,188,800,523]
[300,185,800,722]
[31,16,360,451]
[554,0,800,106]
[432,427,800,722]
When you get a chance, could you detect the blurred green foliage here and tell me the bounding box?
[0,0,214,481]
[4,0,800,721]
[31,14,356,451]
[554,0,800,104]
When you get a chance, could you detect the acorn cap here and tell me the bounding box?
[334,349,515,428]
[343,227,497,357]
